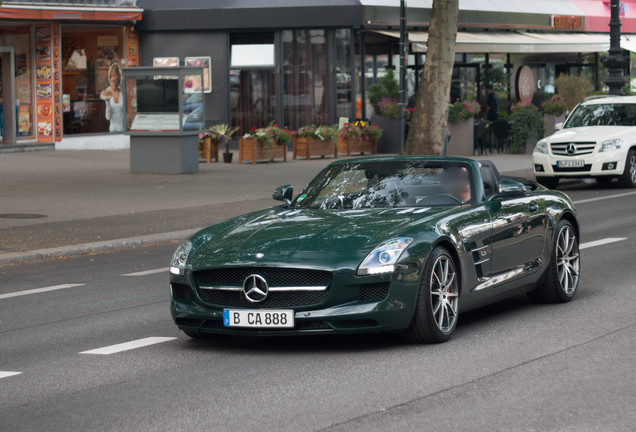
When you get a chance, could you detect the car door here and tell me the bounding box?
[487,191,548,284]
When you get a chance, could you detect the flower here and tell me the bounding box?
[242,122,291,147]
[376,96,412,120]
[338,120,382,142]
[541,96,567,116]
[448,99,481,123]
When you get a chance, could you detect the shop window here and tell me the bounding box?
[334,29,352,120]
[61,25,124,135]
[0,26,33,140]
[281,29,329,130]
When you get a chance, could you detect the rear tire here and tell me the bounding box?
[537,176,559,189]
[529,219,580,303]
[405,247,459,343]
[618,149,636,188]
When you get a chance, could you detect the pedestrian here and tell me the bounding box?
[486,84,499,122]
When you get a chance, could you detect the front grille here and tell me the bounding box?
[551,142,596,156]
[358,282,390,302]
[552,164,592,172]
[171,283,192,302]
[198,289,328,308]
[195,267,332,288]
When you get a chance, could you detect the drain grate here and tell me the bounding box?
[0,213,48,219]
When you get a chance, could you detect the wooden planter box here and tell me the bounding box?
[199,138,219,163]
[293,137,337,159]
[337,136,377,156]
[238,138,287,164]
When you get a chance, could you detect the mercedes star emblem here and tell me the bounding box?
[243,274,269,303]
[566,143,577,155]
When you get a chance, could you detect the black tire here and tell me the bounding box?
[618,149,636,188]
[537,176,559,189]
[405,247,460,343]
[595,176,614,185]
[529,219,580,303]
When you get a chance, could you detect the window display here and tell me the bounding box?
[61,25,124,135]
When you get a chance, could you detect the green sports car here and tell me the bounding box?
[170,156,580,343]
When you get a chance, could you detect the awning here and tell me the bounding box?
[372,30,623,54]
[0,5,143,22]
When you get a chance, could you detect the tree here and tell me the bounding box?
[405,0,459,155]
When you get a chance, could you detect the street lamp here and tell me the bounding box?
[604,0,627,95]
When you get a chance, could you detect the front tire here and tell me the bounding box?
[618,149,636,188]
[405,247,459,343]
[537,176,559,189]
[530,219,580,303]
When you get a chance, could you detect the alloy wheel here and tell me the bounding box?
[556,225,580,295]
[430,255,459,333]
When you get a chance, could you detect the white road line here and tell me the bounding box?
[0,283,85,300]
[0,371,22,379]
[580,237,627,250]
[573,190,636,205]
[79,337,177,355]
[121,267,168,277]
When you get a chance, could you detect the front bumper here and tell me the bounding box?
[532,151,625,178]
[170,267,421,336]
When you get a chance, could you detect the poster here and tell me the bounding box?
[34,23,54,142]
[184,56,211,93]
[52,23,62,141]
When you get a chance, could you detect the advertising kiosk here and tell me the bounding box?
[122,66,204,174]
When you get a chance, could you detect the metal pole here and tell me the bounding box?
[604,0,626,95]
[399,0,407,154]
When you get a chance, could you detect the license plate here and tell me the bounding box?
[557,160,584,168]
[223,309,295,328]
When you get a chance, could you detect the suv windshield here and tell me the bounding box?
[565,103,636,128]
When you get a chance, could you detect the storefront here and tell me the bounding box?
[0,1,141,150]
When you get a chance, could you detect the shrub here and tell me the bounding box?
[555,74,591,112]
[367,69,399,115]
[541,96,567,116]
[510,101,544,154]
[448,99,481,123]
[338,120,382,142]
[377,96,413,120]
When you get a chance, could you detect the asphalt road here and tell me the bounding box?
[1,180,635,431]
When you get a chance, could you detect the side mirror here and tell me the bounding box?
[554,122,563,131]
[273,184,293,205]
[496,179,526,197]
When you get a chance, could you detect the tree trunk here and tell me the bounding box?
[405,0,459,155]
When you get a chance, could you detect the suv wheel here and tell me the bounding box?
[618,149,636,188]
[537,177,559,189]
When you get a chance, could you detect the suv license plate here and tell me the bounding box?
[557,160,584,168]
[223,309,294,328]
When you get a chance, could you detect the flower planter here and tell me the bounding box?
[337,136,377,156]
[370,115,402,154]
[199,137,219,163]
[543,114,566,138]
[447,118,474,156]
[238,138,287,164]
[293,137,337,159]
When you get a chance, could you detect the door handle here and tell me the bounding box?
[528,201,538,212]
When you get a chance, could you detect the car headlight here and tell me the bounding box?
[600,139,623,152]
[357,237,413,275]
[534,140,548,154]
[170,240,193,275]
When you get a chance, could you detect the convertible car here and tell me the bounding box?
[170,156,580,343]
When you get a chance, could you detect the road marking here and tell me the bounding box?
[0,371,22,379]
[573,190,636,205]
[580,237,627,250]
[121,267,168,277]
[79,337,177,355]
[0,283,85,300]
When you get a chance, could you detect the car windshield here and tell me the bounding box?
[564,103,636,128]
[292,161,473,210]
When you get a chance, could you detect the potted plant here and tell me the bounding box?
[446,99,481,156]
[541,96,567,137]
[207,124,239,163]
[337,121,381,156]
[510,100,544,154]
[198,129,218,163]
[292,125,337,159]
[371,96,413,154]
[239,123,290,164]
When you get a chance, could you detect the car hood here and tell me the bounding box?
[190,206,442,261]
[546,126,633,143]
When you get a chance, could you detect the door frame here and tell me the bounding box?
[0,46,16,145]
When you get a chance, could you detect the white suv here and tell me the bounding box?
[532,95,636,189]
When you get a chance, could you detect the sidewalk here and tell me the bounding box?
[0,149,532,265]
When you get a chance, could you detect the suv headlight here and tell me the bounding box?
[357,238,413,275]
[600,139,623,152]
[170,240,193,275]
[534,140,548,154]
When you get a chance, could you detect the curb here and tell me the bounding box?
[0,228,201,266]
